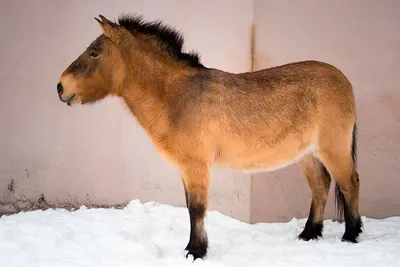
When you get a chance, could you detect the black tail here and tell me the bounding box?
[335,123,357,222]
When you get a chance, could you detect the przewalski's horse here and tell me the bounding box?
[57,14,362,260]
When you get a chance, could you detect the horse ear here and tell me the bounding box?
[95,15,120,41]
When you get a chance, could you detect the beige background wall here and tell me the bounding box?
[250,0,400,223]
[1,0,399,223]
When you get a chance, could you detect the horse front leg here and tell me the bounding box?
[180,161,210,261]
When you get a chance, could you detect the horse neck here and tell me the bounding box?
[120,57,192,136]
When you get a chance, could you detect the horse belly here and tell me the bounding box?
[214,136,313,172]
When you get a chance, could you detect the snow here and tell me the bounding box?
[0,200,399,267]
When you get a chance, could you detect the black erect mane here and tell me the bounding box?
[116,14,204,68]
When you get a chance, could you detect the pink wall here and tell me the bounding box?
[0,0,253,221]
[1,0,399,224]
[251,0,400,222]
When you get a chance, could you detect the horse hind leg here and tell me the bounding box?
[334,167,362,242]
[316,125,362,242]
[298,154,331,240]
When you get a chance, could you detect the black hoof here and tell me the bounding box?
[342,218,362,243]
[185,241,208,261]
[342,233,358,243]
[298,221,323,241]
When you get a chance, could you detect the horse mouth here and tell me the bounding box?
[59,94,76,106]
[67,94,76,106]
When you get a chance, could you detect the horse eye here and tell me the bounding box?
[89,51,100,58]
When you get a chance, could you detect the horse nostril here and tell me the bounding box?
[57,83,63,95]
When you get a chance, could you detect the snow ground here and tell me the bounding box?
[0,200,399,267]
